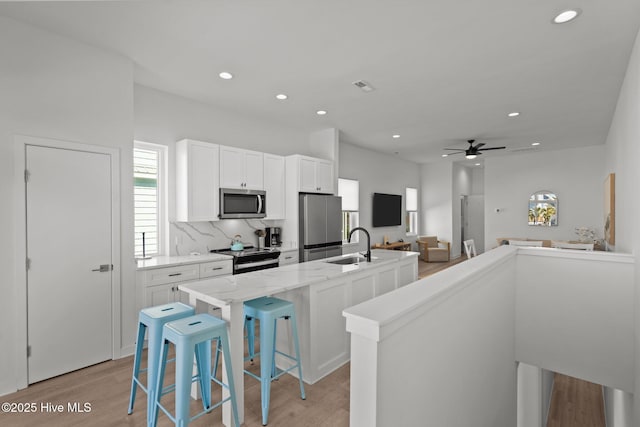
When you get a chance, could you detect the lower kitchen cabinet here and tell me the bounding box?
[279,248,299,266]
[144,283,187,306]
[273,255,417,384]
[310,279,350,376]
[137,259,232,309]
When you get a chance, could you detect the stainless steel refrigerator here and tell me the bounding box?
[299,193,343,262]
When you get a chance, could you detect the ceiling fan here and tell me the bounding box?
[444,139,506,159]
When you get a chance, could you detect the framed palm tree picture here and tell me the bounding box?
[528,191,558,226]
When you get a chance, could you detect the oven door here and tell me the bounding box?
[234,258,279,274]
[219,188,266,219]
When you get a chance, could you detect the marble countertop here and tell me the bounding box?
[178,249,418,307]
[136,253,233,270]
[137,246,299,270]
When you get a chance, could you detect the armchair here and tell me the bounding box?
[417,236,450,262]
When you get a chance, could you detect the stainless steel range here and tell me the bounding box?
[210,246,280,274]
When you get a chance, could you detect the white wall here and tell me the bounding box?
[484,146,605,250]
[339,143,421,248]
[0,17,134,395]
[346,246,634,427]
[135,84,309,229]
[420,162,453,250]
[516,249,635,392]
[345,246,518,427]
[135,84,309,157]
[603,26,640,426]
[471,166,484,195]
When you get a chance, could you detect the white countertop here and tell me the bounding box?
[178,249,418,306]
[136,253,233,270]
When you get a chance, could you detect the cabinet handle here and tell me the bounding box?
[211,267,223,270]
[168,273,182,277]
[285,256,292,260]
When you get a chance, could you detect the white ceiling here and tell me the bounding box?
[1,0,639,164]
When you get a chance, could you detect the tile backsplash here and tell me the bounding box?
[170,219,284,255]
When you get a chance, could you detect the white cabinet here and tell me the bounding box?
[310,279,350,375]
[279,248,299,266]
[219,145,264,190]
[263,153,285,219]
[145,283,186,307]
[199,260,233,278]
[176,139,220,222]
[273,254,418,384]
[288,155,334,194]
[139,264,199,306]
[138,259,232,308]
[142,264,200,287]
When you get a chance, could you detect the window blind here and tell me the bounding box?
[134,147,159,256]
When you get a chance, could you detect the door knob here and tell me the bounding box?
[92,264,113,272]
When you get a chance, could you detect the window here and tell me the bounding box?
[338,178,359,242]
[134,141,167,257]
[406,187,418,235]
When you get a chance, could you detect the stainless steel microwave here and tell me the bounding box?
[219,188,266,219]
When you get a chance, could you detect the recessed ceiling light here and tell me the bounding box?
[507,112,520,117]
[532,142,541,146]
[553,9,581,24]
[475,163,481,166]
[316,110,327,116]
[392,134,400,139]
[219,71,233,80]
[442,154,448,158]
[275,94,288,100]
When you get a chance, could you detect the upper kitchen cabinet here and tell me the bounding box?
[263,153,285,219]
[219,145,264,190]
[176,139,220,222]
[288,155,334,194]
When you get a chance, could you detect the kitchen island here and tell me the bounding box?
[179,249,418,427]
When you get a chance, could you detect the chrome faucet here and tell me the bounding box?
[348,227,371,262]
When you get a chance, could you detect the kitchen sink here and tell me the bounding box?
[326,256,367,265]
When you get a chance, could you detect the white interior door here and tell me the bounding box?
[26,145,112,383]
[467,194,485,254]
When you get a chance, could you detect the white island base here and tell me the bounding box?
[179,249,418,426]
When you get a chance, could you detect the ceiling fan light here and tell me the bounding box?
[465,154,477,160]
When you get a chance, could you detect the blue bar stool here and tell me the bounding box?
[244,296,306,426]
[128,302,195,423]
[151,313,240,427]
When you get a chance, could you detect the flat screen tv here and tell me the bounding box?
[372,193,402,227]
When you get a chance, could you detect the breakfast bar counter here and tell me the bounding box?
[179,249,418,426]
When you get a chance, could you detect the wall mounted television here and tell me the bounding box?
[372,192,402,227]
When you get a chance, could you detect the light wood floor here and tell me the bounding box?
[418,253,468,278]
[2,255,605,427]
[1,350,349,427]
[546,373,605,427]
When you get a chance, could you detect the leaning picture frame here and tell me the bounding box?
[604,173,615,245]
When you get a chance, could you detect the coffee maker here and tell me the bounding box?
[265,227,282,247]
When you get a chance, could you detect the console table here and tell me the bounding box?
[372,241,412,251]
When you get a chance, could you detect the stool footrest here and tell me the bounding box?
[131,377,148,394]
[272,365,301,381]
[156,394,233,425]
[157,373,202,399]
[243,370,262,382]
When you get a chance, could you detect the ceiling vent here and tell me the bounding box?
[352,80,375,92]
